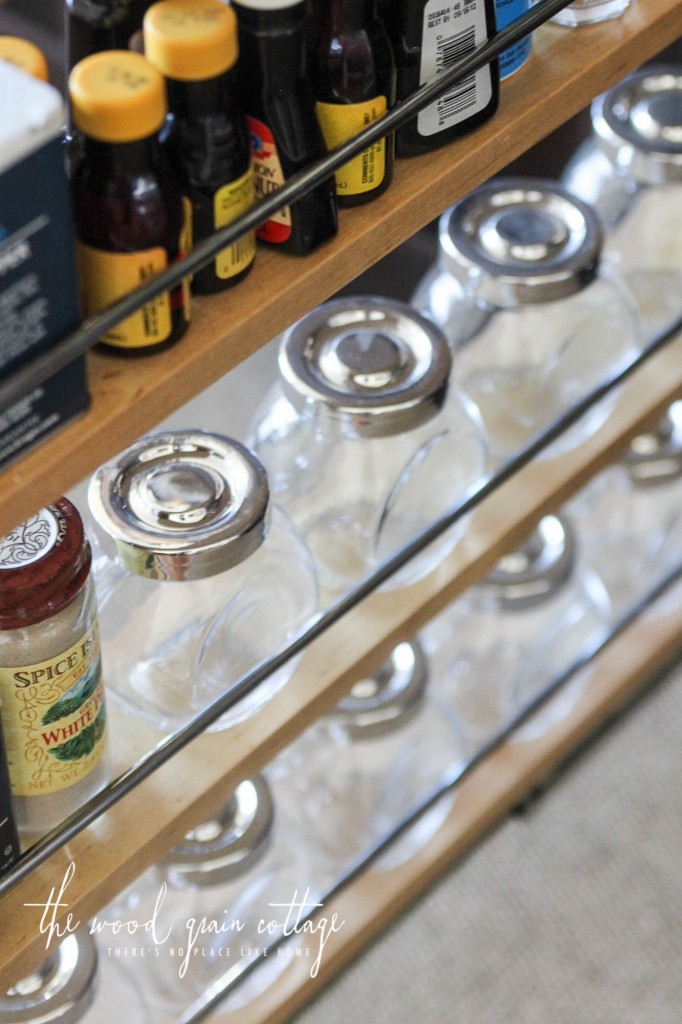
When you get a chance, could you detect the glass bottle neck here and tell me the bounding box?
[80,133,162,174]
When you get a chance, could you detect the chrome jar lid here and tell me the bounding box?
[593,65,682,184]
[439,177,602,307]
[483,514,575,610]
[0,932,98,1024]
[624,402,682,487]
[278,297,452,438]
[331,639,429,739]
[160,776,274,889]
[88,431,269,582]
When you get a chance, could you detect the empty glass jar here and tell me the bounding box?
[249,296,489,597]
[271,639,465,887]
[551,0,631,27]
[102,775,310,1017]
[421,513,612,746]
[0,930,149,1024]
[412,177,641,466]
[562,65,682,337]
[87,430,318,732]
[567,401,682,618]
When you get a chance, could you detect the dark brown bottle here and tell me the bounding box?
[69,50,191,354]
[384,0,500,157]
[64,0,154,71]
[144,0,256,294]
[309,0,396,207]
[232,0,338,255]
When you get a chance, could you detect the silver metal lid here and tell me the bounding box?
[439,177,602,307]
[0,932,98,1024]
[593,65,682,184]
[88,430,270,581]
[160,776,274,889]
[483,514,575,610]
[624,402,682,487]
[278,297,452,438]
[331,639,429,739]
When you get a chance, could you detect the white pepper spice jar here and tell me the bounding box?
[0,498,108,837]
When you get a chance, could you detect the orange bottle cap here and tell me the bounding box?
[0,35,49,82]
[69,50,167,143]
[144,0,239,82]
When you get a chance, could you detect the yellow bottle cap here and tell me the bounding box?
[69,50,167,143]
[0,36,49,82]
[144,0,239,82]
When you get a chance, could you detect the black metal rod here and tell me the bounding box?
[0,0,575,412]
[172,555,682,1024]
[1,304,681,900]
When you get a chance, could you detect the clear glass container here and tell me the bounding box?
[421,513,612,746]
[102,775,311,1018]
[412,177,641,466]
[0,930,149,1024]
[248,296,489,597]
[566,401,682,618]
[551,0,631,28]
[271,639,465,887]
[562,66,682,336]
[87,430,318,733]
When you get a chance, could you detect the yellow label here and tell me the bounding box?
[214,167,256,280]
[76,242,173,349]
[316,97,387,196]
[0,622,107,797]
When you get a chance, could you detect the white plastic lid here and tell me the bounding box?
[232,0,303,9]
[0,60,65,175]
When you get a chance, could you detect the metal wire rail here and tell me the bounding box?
[0,0,575,412]
[170,555,682,1024]
[1,304,681,900]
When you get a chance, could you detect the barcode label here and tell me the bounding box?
[418,1,492,137]
[437,27,477,123]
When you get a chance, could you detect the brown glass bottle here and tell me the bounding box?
[64,0,154,71]
[385,0,500,157]
[232,0,338,255]
[144,0,256,294]
[69,50,191,354]
[309,0,396,207]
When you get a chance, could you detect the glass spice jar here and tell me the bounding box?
[561,65,682,337]
[248,296,489,598]
[0,498,108,838]
[0,929,150,1024]
[87,430,318,733]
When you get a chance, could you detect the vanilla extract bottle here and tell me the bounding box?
[232,0,338,255]
[309,0,396,206]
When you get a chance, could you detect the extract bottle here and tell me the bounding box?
[143,0,256,294]
[64,0,155,71]
[0,498,108,838]
[385,0,500,157]
[309,0,396,206]
[69,49,191,354]
[232,0,338,255]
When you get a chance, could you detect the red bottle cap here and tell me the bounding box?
[0,498,92,631]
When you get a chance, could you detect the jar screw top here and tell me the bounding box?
[483,514,576,611]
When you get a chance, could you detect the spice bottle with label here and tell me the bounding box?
[143,0,256,294]
[385,0,499,157]
[68,50,190,354]
[309,0,396,206]
[232,0,338,254]
[0,498,108,837]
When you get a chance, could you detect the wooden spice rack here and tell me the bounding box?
[0,3,681,1021]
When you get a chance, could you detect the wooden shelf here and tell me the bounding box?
[2,326,682,990]
[219,591,682,1024]
[1,0,680,536]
